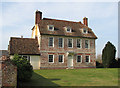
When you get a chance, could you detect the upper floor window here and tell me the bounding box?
[85,56,90,63]
[77,39,81,48]
[66,27,72,32]
[48,55,54,63]
[77,55,82,63]
[68,38,73,48]
[58,55,64,63]
[83,28,88,34]
[85,40,89,48]
[48,25,54,31]
[59,38,64,48]
[49,37,54,47]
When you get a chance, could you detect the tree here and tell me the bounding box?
[102,41,116,68]
[12,54,33,81]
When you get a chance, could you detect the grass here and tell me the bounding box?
[21,68,118,86]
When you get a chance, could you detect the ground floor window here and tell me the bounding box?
[85,56,90,63]
[77,55,82,63]
[48,55,54,63]
[59,55,64,63]
[22,55,30,62]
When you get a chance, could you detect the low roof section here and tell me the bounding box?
[9,37,40,55]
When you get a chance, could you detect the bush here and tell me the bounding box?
[12,54,33,82]
[102,41,116,68]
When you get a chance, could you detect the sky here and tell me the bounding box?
[0,1,119,57]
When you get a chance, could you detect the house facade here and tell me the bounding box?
[9,10,97,69]
[31,10,97,69]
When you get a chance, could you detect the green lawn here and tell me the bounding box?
[21,68,118,86]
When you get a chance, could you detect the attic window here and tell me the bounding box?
[48,25,54,31]
[83,28,88,34]
[66,27,72,32]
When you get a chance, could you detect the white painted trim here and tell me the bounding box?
[85,55,90,63]
[85,40,90,49]
[48,37,54,47]
[67,38,73,48]
[48,54,54,63]
[40,51,96,54]
[58,55,64,63]
[76,38,82,49]
[65,27,72,33]
[76,55,82,63]
[47,25,54,31]
[58,37,64,48]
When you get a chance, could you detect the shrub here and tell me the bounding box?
[12,54,33,81]
[102,41,116,68]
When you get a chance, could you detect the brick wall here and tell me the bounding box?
[40,35,96,69]
[0,56,17,88]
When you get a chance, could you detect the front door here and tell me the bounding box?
[68,55,73,67]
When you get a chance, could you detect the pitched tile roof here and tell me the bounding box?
[37,18,97,39]
[9,37,40,55]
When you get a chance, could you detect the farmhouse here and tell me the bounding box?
[9,10,97,69]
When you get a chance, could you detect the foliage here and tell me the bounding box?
[12,54,33,82]
[96,61,103,68]
[102,41,116,68]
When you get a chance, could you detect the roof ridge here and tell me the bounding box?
[43,18,81,23]
[10,37,35,40]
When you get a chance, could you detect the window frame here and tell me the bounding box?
[66,27,72,32]
[48,37,54,47]
[85,56,90,63]
[48,25,54,31]
[58,38,64,48]
[58,55,64,63]
[68,38,73,48]
[76,38,82,48]
[76,55,82,63]
[82,28,88,34]
[48,54,54,63]
[22,55,30,62]
[85,40,90,49]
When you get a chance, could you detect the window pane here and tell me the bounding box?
[77,39,81,48]
[68,39,72,47]
[59,55,63,62]
[86,56,89,62]
[77,56,81,62]
[59,38,63,47]
[49,37,53,46]
[49,55,53,62]
[85,40,88,48]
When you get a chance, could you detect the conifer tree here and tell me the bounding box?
[102,41,116,68]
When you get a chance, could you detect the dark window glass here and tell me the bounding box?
[49,37,53,46]
[68,39,72,47]
[85,40,89,48]
[86,56,89,62]
[77,39,81,48]
[77,56,81,62]
[59,55,63,62]
[59,38,63,48]
[49,55,53,62]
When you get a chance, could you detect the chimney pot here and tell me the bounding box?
[83,17,88,26]
[35,10,42,24]
[21,35,23,38]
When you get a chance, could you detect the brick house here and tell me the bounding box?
[9,10,97,69]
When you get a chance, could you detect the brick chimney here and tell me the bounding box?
[83,17,88,26]
[35,10,42,24]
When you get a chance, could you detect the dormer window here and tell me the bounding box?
[82,28,88,34]
[66,27,71,32]
[48,25,54,31]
